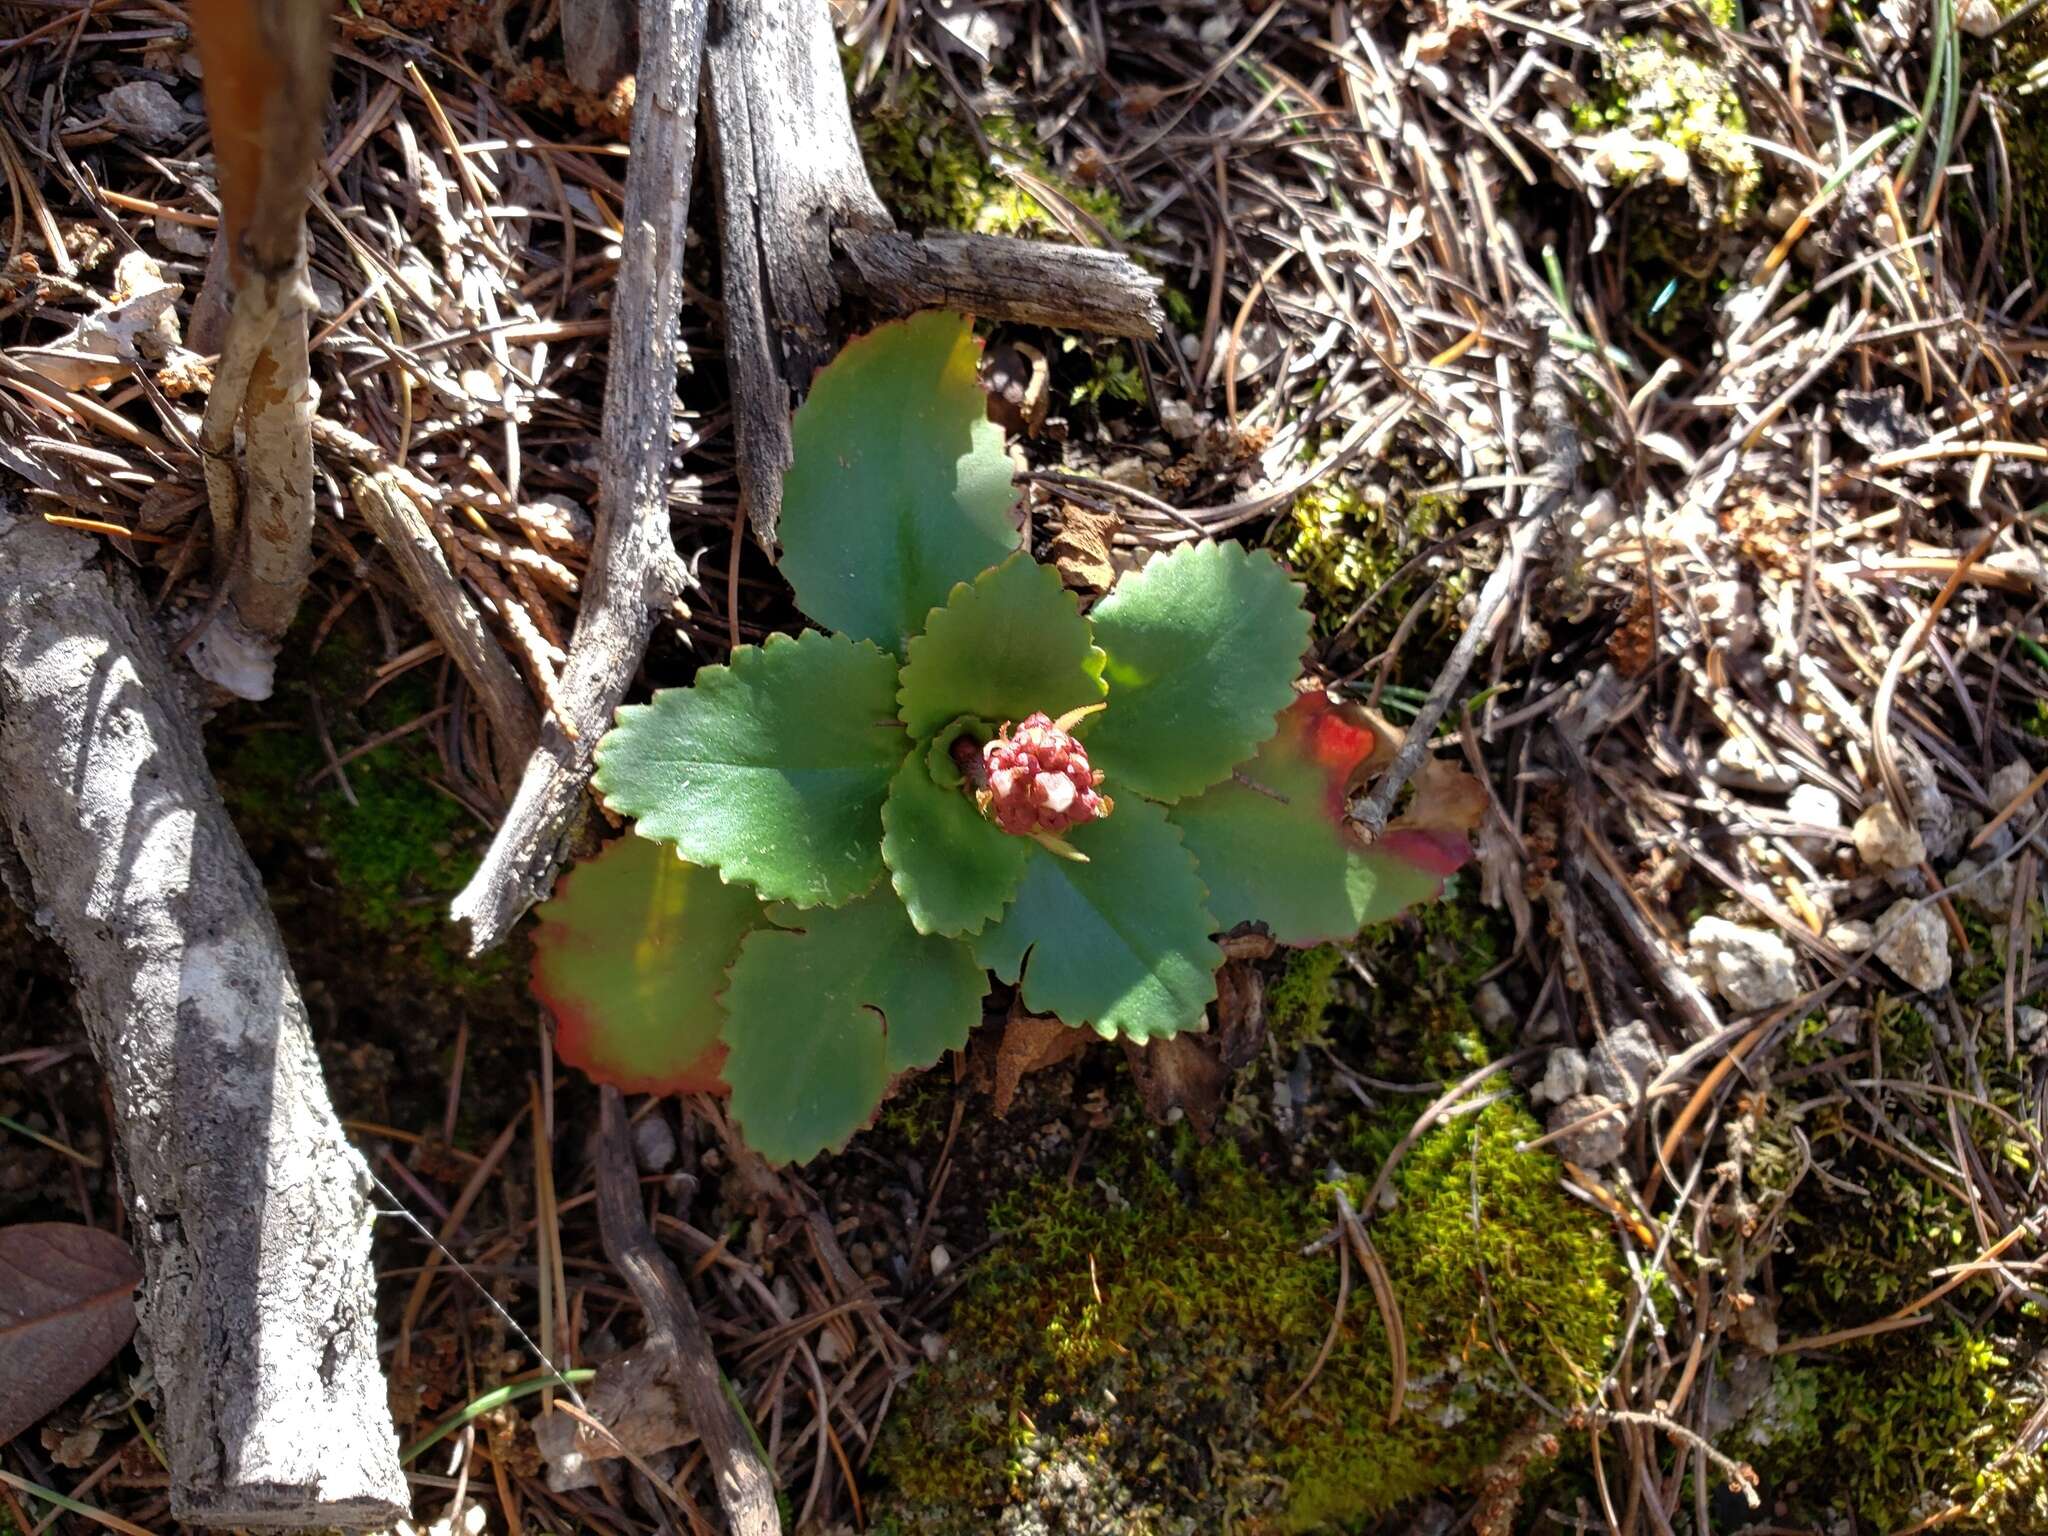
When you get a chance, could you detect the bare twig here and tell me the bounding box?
[595,1088,778,1536]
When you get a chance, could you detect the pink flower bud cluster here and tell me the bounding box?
[979,713,1112,836]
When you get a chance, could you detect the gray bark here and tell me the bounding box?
[705,0,892,548]
[449,0,709,952]
[839,230,1163,338]
[0,503,407,1529]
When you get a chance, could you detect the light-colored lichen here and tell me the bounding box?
[1581,35,1761,225]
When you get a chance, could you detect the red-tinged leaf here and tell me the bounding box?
[1167,692,1473,946]
[0,1224,141,1444]
[532,836,764,1094]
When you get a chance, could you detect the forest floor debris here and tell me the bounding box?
[4,0,2048,1530]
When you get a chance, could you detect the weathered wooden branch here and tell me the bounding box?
[348,470,539,797]
[594,1089,778,1534]
[838,230,1163,338]
[704,0,892,547]
[0,502,407,1529]
[449,0,708,951]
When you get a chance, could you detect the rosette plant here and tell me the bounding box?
[531,312,1472,1163]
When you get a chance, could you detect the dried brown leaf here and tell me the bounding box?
[0,1223,142,1445]
[1047,505,1121,594]
[991,1004,1090,1118]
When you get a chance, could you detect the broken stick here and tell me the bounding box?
[839,230,1163,338]
[595,1088,778,1535]
[450,0,709,952]
[0,502,408,1529]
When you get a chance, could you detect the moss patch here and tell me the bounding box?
[1753,1335,2048,1531]
[849,64,1127,241]
[1738,961,2048,1530]
[868,1101,1624,1533]
[209,622,512,996]
[1271,463,1466,655]
[1581,34,1760,221]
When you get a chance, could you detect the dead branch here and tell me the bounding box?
[184,0,332,700]
[838,230,1163,337]
[449,0,709,951]
[0,503,407,1529]
[705,0,894,548]
[595,1088,778,1535]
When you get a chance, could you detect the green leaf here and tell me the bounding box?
[722,891,988,1163]
[1169,693,1463,945]
[532,837,763,1092]
[592,630,906,907]
[880,755,1030,937]
[897,553,1106,738]
[1081,542,1310,801]
[779,311,1022,653]
[974,797,1220,1041]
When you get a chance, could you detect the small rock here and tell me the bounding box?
[1987,761,2039,811]
[920,1331,946,1362]
[1785,782,1844,851]
[1547,1093,1628,1167]
[1853,800,1926,872]
[1696,579,1758,654]
[1824,1006,1863,1044]
[1532,1046,1588,1107]
[1900,753,1964,861]
[1473,981,1513,1031]
[1587,1021,1663,1107]
[1948,856,2018,921]
[1957,0,2003,37]
[1825,919,1875,954]
[1157,398,1202,441]
[1873,898,1951,992]
[155,216,210,259]
[814,1329,846,1366]
[929,1243,952,1278]
[102,80,187,143]
[1690,916,1804,1011]
[309,268,345,320]
[631,1112,676,1172]
[2017,1006,2047,1052]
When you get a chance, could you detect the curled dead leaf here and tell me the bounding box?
[987,1001,1091,1118]
[1047,505,1121,594]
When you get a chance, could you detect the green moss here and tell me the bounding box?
[211,629,510,992]
[849,63,1127,241]
[1266,946,1344,1055]
[1753,1334,2048,1531]
[1587,35,1760,220]
[1738,975,2048,1530]
[1271,465,1465,652]
[869,1102,1624,1532]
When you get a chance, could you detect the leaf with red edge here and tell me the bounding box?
[533,836,763,1093]
[1166,692,1473,945]
[0,1223,141,1444]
